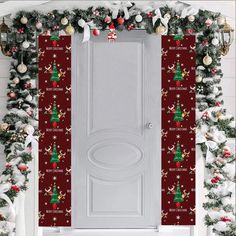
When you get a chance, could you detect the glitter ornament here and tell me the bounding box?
[135,14,143,23]
[17,62,27,73]
[65,24,75,35]
[196,75,203,83]
[36,21,42,29]
[203,54,212,65]
[22,40,30,49]
[78,19,86,27]
[61,17,68,26]
[156,25,166,35]
[104,16,111,24]
[188,15,195,22]
[211,37,219,46]
[13,77,20,84]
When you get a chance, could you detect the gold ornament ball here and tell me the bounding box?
[196,75,203,83]
[17,63,28,74]
[218,114,225,120]
[61,17,69,26]
[188,15,195,22]
[217,15,225,25]
[203,54,212,66]
[65,24,75,35]
[156,25,166,35]
[20,16,28,24]
[0,123,9,131]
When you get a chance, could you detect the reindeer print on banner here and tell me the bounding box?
[161,35,195,225]
[38,36,71,226]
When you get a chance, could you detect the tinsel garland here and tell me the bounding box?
[0,3,235,235]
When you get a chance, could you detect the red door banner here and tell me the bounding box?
[161,35,196,225]
[38,36,71,226]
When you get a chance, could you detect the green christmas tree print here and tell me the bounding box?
[50,35,60,47]
[50,102,60,128]
[50,144,59,169]
[174,101,183,127]
[50,183,60,210]
[50,62,60,88]
[174,182,184,208]
[174,34,184,47]
[174,62,183,87]
[174,143,183,168]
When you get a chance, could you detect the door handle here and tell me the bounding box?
[146,122,153,129]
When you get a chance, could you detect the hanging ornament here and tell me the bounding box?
[135,14,143,23]
[61,17,68,26]
[211,37,219,46]
[25,94,33,102]
[20,16,28,24]
[78,19,86,28]
[117,17,124,25]
[211,68,217,75]
[156,24,166,35]
[17,62,27,73]
[8,91,16,99]
[65,23,75,35]
[92,28,100,36]
[188,15,195,22]
[18,163,28,171]
[104,16,111,24]
[217,15,225,25]
[107,23,117,42]
[22,40,30,49]
[186,28,194,34]
[205,18,213,27]
[203,53,212,65]
[212,87,219,94]
[196,75,202,83]
[13,77,20,84]
[36,21,42,29]
[164,13,171,21]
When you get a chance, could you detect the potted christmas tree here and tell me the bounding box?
[174,101,183,127]
[174,143,183,168]
[174,182,184,208]
[174,34,184,47]
[50,102,60,128]
[174,62,183,87]
[50,35,60,47]
[50,183,60,210]
[50,62,60,88]
[50,144,59,169]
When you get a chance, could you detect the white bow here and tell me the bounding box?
[152,8,169,35]
[0,183,16,221]
[80,20,93,43]
[109,1,133,20]
[25,133,38,159]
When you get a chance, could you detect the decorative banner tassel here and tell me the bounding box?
[52,122,57,129]
[176,121,181,127]
[176,162,181,168]
[52,163,57,169]
[52,203,57,210]
[176,202,181,208]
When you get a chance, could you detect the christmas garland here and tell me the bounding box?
[0,3,235,235]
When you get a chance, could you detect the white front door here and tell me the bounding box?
[72,31,161,228]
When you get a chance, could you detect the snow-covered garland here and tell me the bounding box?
[0,2,235,235]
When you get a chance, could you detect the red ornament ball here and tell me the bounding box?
[186,28,194,34]
[117,17,124,25]
[104,16,111,24]
[18,163,28,171]
[92,28,100,36]
[223,150,231,158]
[8,91,16,99]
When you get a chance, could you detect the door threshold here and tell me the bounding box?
[42,226,190,236]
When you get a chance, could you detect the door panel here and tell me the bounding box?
[72,31,161,228]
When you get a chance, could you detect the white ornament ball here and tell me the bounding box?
[0,123,9,131]
[17,63,27,73]
[36,21,42,29]
[205,18,213,27]
[164,13,171,20]
[203,54,212,66]
[135,14,143,23]
[214,221,229,232]
[22,40,30,49]
[211,37,219,46]
[78,19,86,28]
[25,94,33,102]
[212,87,219,94]
[217,15,225,25]
[13,77,20,84]
[196,75,203,83]
[188,15,195,22]
[20,16,28,24]
[24,124,35,135]
[61,17,68,26]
